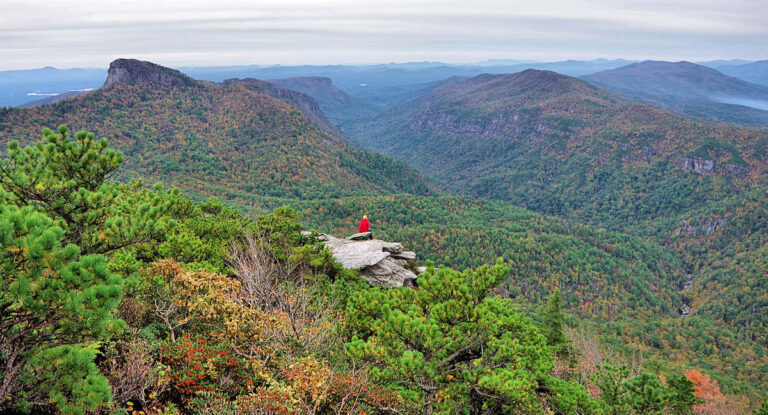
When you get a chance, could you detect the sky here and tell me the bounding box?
[1,0,766,70]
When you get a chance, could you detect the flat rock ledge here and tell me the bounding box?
[317,232,419,288]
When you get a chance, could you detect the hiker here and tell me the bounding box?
[358,214,370,233]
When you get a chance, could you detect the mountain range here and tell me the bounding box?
[582,60,768,126]
[342,69,768,387]
[0,59,432,202]
[717,60,768,87]
[0,58,766,400]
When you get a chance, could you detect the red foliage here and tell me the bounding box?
[159,335,253,400]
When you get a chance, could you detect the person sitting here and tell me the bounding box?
[358,214,370,233]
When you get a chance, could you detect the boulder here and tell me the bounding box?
[320,233,419,288]
[347,232,373,241]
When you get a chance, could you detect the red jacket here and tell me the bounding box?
[358,218,370,233]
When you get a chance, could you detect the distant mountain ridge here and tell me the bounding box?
[716,60,768,87]
[223,77,341,135]
[0,59,433,203]
[1,58,637,109]
[582,60,768,126]
[348,70,768,225]
[267,76,378,124]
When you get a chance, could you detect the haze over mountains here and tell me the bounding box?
[716,60,768,87]
[582,61,768,126]
[6,57,768,131]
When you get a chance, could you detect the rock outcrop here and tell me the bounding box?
[676,156,750,178]
[673,217,728,236]
[676,156,715,174]
[104,59,195,88]
[319,232,419,288]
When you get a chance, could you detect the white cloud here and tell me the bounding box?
[0,0,765,69]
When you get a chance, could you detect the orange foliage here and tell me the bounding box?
[686,369,724,399]
[685,369,751,415]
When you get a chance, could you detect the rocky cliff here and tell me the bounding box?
[318,232,420,288]
[104,59,196,88]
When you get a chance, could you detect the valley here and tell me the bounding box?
[1,57,766,412]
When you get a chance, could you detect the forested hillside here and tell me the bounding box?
[1,59,765,411]
[0,126,736,414]
[268,76,379,124]
[343,69,768,401]
[257,194,685,319]
[0,59,432,201]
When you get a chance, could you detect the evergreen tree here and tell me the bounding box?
[542,288,569,356]
[346,260,597,415]
[665,374,700,415]
[0,126,175,255]
[754,401,768,415]
[0,203,121,413]
[624,372,666,415]
[591,364,631,415]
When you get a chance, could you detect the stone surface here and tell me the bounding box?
[321,233,418,288]
[676,156,715,174]
[347,232,373,241]
[104,59,195,88]
[392,250,416,260]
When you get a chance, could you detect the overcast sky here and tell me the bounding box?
[1,0,766,70]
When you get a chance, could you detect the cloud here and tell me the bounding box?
[0,0,766,69]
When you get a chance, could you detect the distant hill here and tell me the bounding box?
[20,89,93,107]
[346,76,468,110]
[348,69,767,228]
[717,60,768,87]
[345,69,768,351]
[0,59,432,202]
[696,59,753,68]
[268,76,378,124]
[582,61,768,126]
[222,77,342,135]
[0,66,105,107]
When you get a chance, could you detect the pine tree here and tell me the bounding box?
[346,260,597,415]
[542,288,569,356]
[591,364,631,415]
[625,372,666,415]
[0,203,121,413]
[665,374,700,415]
[0,126,176,255]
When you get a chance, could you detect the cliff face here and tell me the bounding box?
[223,78,340,135]
[104,59,196,88]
